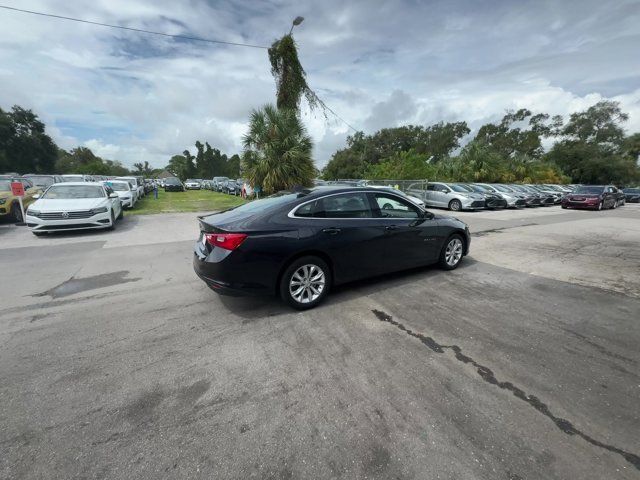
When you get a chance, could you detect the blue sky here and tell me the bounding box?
[1,0,639,169]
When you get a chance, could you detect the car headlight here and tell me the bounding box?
[27,209,40,217]
[0,198,6,205]
[92,207,108,214]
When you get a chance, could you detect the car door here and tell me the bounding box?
[369,192,439,271]
[292,192,388,283]
[424,183,438,207]
[431,183,449,207]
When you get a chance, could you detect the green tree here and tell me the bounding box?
[474,109,560,159]
[133,161,153,176]
[242,104,314,193]
[547,101,639,184]
[268,34,323,112]
[322,122,470,179]
[166,154,188,180]
[183,149,196,179]
[0,105,57,174]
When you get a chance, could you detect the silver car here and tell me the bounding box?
[409,182,486,211]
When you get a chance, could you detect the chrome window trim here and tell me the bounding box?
[287,190,425,220]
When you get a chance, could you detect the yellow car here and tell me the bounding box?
[0,178,42,222]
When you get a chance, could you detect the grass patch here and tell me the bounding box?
[127,189,247,215]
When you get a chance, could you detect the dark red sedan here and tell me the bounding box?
[561,185,618,210]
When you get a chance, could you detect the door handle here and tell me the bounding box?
[384,225,398,231]
[322,228,341,235]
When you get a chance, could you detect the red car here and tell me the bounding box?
[561,185,618,210]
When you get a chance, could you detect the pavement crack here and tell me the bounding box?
[371,309,640,471]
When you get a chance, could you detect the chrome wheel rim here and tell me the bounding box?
[445,239,463,266]
[289,264,325,304]
[450,201,461,211]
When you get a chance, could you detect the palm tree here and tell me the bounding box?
[242,104,315,194]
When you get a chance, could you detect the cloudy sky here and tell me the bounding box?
[1,0,639,169]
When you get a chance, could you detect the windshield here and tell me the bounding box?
[0,180,12,192]
[574,186,604,194]
[25,175,55,187]
[42,185,105,199]
[492,185,513,193]
[449,184,471,193]
[186,179,198,182]
[165,178,181,185]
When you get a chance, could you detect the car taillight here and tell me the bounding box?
[204,232,247,250]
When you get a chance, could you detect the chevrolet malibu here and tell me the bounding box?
[26,182,123,235]
[194,186,470,309]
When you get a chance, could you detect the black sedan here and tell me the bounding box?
[194,187,470,309]
[164,177,185,192]
[622,188,640,203]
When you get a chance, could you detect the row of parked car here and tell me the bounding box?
[320,180,636,211]
[172,177,254,197]
[0,173,158,232]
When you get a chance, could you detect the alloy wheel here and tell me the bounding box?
[449,200,462,211]
[445,238,463,267]
[289,264,326,304]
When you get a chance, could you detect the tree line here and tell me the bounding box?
[166,141,241,181]
[322,101,640,185]
[1,105,140,176]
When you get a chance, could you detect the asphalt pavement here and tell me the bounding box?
[1,205,639,479]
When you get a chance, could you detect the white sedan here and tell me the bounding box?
[26,182,123,235]
[101,180,135,208]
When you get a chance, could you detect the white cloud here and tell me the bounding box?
[0,0,639,170]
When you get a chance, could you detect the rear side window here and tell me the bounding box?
[294,193,373,219]
[321,193,372,218]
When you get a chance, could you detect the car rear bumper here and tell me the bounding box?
[193,241,277,296]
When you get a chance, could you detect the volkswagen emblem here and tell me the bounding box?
[61,212,69,219]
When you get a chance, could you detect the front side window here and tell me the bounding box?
[42,185,106,199]
[373,193,419,219]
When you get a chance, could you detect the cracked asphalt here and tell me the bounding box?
[1,205,639,479]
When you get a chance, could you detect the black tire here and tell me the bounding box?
[438,234,465,270]
[117,207,124,220]
[10,202,23,222]
[279,256,331,310]
[448,199,462,211]
[561,205,567,209]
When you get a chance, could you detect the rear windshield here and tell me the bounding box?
[623,188,640,193]
[228,192,306,214]
[43,185,105,199]
[574,186,604,194]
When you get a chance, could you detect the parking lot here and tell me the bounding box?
[1,205,639,479]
